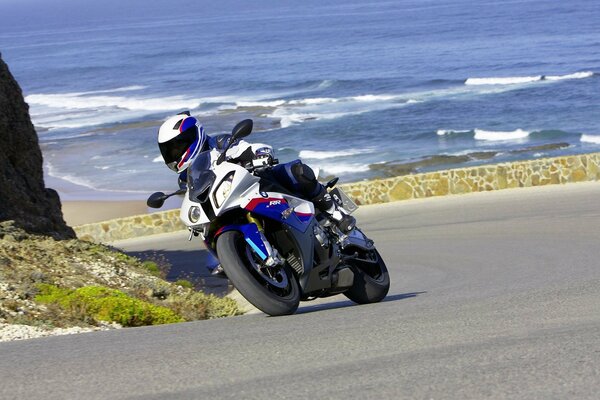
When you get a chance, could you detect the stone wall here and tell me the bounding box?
[74,152,600,243]
[341,152,600,205]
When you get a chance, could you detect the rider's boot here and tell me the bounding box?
[312,188,356,233]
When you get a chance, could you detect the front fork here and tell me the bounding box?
[214,213,283,268]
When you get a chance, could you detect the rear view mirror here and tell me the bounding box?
[218,119,254,165]
[231,119,253,140]
[147,192,167,208]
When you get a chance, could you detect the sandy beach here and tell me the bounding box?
[61,200,149,226]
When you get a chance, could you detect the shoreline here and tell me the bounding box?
[46,170,182,226]
[44,170,150,202]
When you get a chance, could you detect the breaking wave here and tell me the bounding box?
[317,162,371,176]
[580,134,600,144]
[545,71,594,81]
[466,76,542,86]
[436,129,472,136]
[28,71,595,132]
[474,129,531,141]
[465,71,594,85]
[26,92,201,112]
[26,88,203,131]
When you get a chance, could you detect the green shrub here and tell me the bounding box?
[35,284,184,327]
[174,279,194,289]
[141,261,161,277]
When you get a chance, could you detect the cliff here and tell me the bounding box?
[0,53,74,239]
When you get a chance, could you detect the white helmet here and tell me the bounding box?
[158,111,207,173]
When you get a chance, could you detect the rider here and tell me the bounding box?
[157,111,356,232]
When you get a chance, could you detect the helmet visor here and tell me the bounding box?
[159,125,199,165]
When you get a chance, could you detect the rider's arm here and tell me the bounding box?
[226,140,276,169]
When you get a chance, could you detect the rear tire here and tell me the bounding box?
[344,248,390,304]
[216,231,300,316]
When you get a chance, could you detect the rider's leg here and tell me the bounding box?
[310,186,356,233]
[272,160,355,233]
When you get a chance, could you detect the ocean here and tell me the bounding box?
[1,0,599,199]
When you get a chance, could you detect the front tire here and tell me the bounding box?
[216,231,300,316]
[344,248,390,304]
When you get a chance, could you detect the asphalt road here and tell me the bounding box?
[2,182,600,399]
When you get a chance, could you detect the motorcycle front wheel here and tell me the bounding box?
[216,231,300,316]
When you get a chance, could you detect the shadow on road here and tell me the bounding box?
[122,249,228,295]
[296,291,426,314]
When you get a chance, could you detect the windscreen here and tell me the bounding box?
[187,151,216,203]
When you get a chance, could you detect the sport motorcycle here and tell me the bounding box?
[147,119,390,316]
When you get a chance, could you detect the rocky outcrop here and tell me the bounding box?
[0,53,74,239]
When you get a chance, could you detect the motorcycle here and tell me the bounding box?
[147,119,389,316]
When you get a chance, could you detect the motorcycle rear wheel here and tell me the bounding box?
[344,248,390,304]
[216,231,300,316]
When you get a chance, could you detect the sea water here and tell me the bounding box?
[1,0,599,198]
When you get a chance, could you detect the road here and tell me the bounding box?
[1,182,600,399]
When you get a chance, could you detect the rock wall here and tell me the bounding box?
[342,153,600,205]
[74,152,600,243]
[0,54,74,239]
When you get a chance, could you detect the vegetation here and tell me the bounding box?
[0,221,241,330]
[35,284,184,327]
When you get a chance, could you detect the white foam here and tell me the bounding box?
[299,149,370,159]
[152,155,163,163]
[277,113,309,129]
[235,100,286,108]
[319,162,371,175]
[465,71,594,86]
[288,98,338,105]
[474,129,530,141]
[26,93,201,112]
[269,91,416,128]
[350,94,398,102]
[271,107,356,128]
[26,88,204,130]
[581,134,600,144]
[545,71,594,81]
[465,76,542,86]
[437,129,471,136]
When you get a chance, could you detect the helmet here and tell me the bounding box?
[158,112,207,173]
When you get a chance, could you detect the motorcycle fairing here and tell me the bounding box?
[280,218,342,294]
[243,195,314,233]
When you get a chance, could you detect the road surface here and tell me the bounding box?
[1,182,599,399]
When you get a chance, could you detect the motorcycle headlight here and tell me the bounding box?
[213,172,235,208]
[188,206,202,223]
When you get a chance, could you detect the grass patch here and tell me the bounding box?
[174,279,194,289]
[141,261,161,277]
[35,284,184,327]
